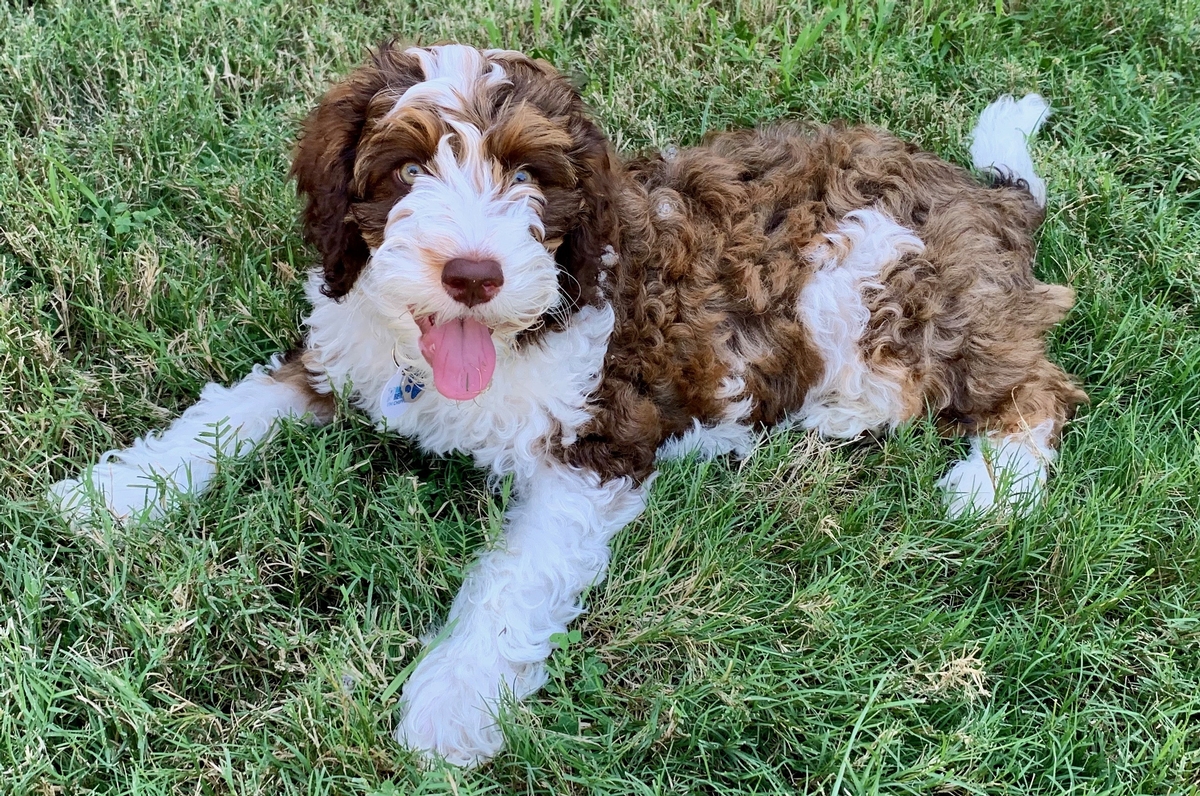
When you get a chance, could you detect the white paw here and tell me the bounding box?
[393,642,534,768]
[49,462,168,526]
[938,426,1055,518]
[938,453,1006,518]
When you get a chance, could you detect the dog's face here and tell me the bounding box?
[292,44,618,399]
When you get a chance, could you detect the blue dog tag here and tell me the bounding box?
[379,368,425,421]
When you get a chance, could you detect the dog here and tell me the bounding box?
[52,43,1087,766]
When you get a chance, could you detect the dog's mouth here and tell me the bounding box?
[413,312,496,401]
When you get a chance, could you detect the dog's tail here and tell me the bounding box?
[969,94,1051,208]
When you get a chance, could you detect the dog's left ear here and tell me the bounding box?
[555,117,622,310]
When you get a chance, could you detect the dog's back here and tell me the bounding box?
[570,104,1085,494]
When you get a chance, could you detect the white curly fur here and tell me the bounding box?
[796,209,924,438]
[970,93,1051,207]
[393,461,646,766]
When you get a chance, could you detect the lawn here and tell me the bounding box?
[2,0,1199,793]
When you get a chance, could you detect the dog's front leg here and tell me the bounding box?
[50,353,332,525]
[394,460,647,767]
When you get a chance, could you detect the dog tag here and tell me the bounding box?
[379,368,425,422]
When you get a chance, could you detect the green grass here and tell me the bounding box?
[2,0,1199,793]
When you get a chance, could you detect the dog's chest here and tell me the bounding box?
[304,281,615,480]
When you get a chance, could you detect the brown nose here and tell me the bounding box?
[441,257,504,307]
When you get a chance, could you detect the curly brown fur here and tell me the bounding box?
[288,45,1084,485]
[566,123,1085,480]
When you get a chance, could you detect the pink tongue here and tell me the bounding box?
[418,317,496,401]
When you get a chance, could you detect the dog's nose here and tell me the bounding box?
[441,258,504,307]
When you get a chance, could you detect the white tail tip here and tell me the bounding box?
[969,93,1051,207]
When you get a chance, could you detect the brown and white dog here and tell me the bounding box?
[53,43,1087,766]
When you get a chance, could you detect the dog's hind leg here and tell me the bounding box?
[50,349,333,525]
[393,460,648,767]
[932,94,1086,516]
[938,359,1087,518]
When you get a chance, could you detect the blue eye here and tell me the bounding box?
[512,169,531,185]
[396,162,426,185]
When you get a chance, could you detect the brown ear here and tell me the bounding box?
[554,118,621,311]
[290,45,422,299]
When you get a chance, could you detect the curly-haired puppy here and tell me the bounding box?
[53,44,1087,766]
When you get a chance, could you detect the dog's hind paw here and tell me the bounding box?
[938,424,1056,518]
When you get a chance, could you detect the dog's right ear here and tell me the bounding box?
[291,45,423,299]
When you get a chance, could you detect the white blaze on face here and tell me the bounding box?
[360,45,563,401]
[393,45,510,116]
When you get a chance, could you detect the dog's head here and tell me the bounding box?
[292,44,619,400]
